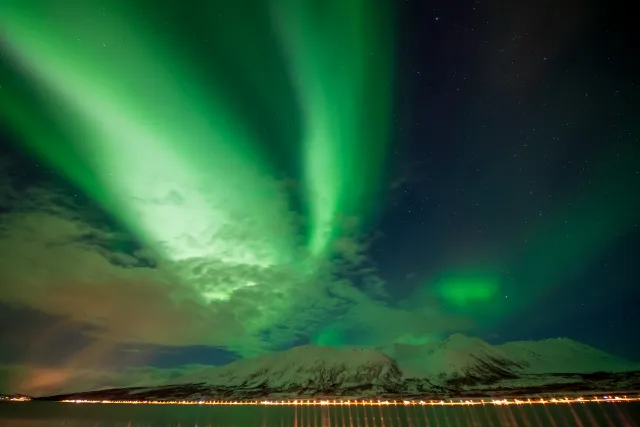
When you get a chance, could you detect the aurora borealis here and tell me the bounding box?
[1,0,639,396]
[0,0,391,296]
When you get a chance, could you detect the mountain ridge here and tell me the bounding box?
[33,334,640,401]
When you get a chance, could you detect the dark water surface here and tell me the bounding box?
[1,402,638,427]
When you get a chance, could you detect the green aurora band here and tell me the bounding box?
[0,0,393,306]
[273,0,393,256]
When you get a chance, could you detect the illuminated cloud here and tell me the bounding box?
[0,166,416,360]
[0,362,215,397]
[312,297,474,348]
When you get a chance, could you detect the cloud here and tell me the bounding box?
[313,297,474,348]
[0,198,350,353]
[0,362,215,396]
[0,160,396,358]
[0,163,246,349]
[0,210,241,343]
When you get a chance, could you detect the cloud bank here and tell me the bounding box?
[0,158,470,381]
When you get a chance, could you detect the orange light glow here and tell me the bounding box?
[1,397,31,402]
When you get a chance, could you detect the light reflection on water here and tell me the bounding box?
[0,402,638,427]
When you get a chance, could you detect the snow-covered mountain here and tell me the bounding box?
[181,345,403,396]
[383,334,525,385]
[385,334,638,382]
[38,334,640,401]
[497,337,637,374]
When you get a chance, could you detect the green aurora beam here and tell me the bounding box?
[273,0,394,256]
[0,0,393,311]
[0,1,294,297]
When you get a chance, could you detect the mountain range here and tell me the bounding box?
[37,334,640,401]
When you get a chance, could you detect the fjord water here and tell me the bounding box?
[1,402,639,427]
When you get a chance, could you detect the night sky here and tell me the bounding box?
[1,0,638,396]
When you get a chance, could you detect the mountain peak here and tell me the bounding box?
[441,333,488,348]
[199,343,403,395]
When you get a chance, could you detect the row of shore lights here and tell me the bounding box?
[57,395,639,406]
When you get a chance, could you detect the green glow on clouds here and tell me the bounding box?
[312,327,347,347]
[0,0,392,313]
[0,1,293,304]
